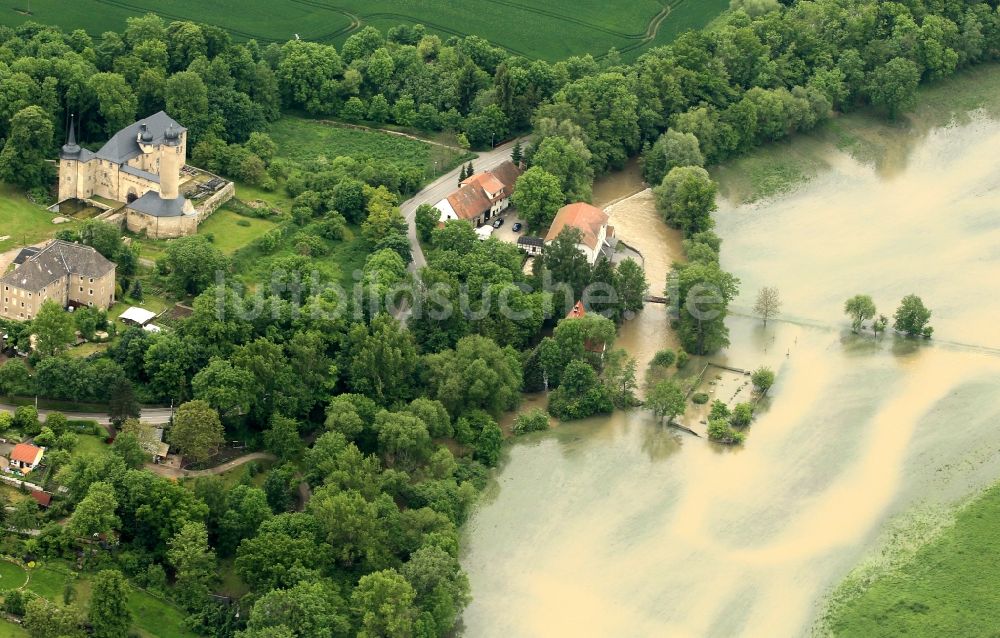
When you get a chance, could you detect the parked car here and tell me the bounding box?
[493,218,504,228]
[512,222,522,232]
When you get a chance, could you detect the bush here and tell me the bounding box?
[236,219,251,227]
[709,400,730,420]
[513,408,549,435]
[691,392,709,405]
[2,588,30,616]
[751,367,775,394]
[707,418,745,444]
[731,402,753,427]
[676,351,690,369]
[651,349,676,367]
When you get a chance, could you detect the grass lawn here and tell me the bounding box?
[825,482,1000,636]
[0,561,27,590]
[0,0,724,61]
[268,116,468,179]
[66,341,112,359]
[71,433,112,458]
[0,483,31,504]
[197,207,277,255]
[0,621,28,637]
[0,183,75,253]
[232,182,295,214]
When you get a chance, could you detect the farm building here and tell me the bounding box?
[1,240,116,321]
[9,443,44,473]
[544,202,614,265]
[57,112,233,239]
[435,161,522,226]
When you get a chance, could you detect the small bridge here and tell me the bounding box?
[644,295,670,304]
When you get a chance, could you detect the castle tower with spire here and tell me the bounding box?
[58,115,84,202]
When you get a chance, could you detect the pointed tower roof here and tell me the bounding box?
[60,115,82,159]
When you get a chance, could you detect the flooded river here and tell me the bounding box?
[460,114,1000,637]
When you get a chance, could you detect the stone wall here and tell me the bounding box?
[195,180,235,222]
[125,209,198,240]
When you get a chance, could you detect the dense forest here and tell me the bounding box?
[0,0,999,635]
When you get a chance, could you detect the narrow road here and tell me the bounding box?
[0,403,173,426]
[400,139,524,271]
[145,451,277,480]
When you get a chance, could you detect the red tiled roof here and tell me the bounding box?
[566,300,586,319]
[10,443,42,464]
[446,186,493,221]
[545,202,609,250]
[30,491,51,507]
[444,161,523,221]
[461,171,506,196]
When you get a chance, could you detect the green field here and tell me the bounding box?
[268,116,468,178]
[824,483,1000,636]
[0,0,728,61]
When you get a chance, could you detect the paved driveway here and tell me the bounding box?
[489,209,530,245]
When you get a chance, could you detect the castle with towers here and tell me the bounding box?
[58,111,230,239]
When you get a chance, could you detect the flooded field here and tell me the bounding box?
[460,108,1000,635]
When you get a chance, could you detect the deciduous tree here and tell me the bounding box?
[170,400,225,465]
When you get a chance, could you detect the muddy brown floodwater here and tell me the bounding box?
[460,114,1000,637]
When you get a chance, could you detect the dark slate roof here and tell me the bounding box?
[12,247,40,265]
[489,160,523,191]
[94,111,185,165]
[121,164,160,183]
[127,191,189,218]
[0,240,115,291]
[517,236,545,247]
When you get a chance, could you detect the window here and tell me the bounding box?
[89,289,93,295]
[80,287,84,292]
[89,278,94,283]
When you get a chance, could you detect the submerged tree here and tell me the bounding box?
[753,286,781,326]
[844,294,876,334]
[893,294,933,338]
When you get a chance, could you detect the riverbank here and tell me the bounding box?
[711,62,1000,205]
[820,481,1000,636]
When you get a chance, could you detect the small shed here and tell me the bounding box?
[29,491,52,508]
[475,225,495,241]
[517,236,544,255]
[119,306,157,327]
